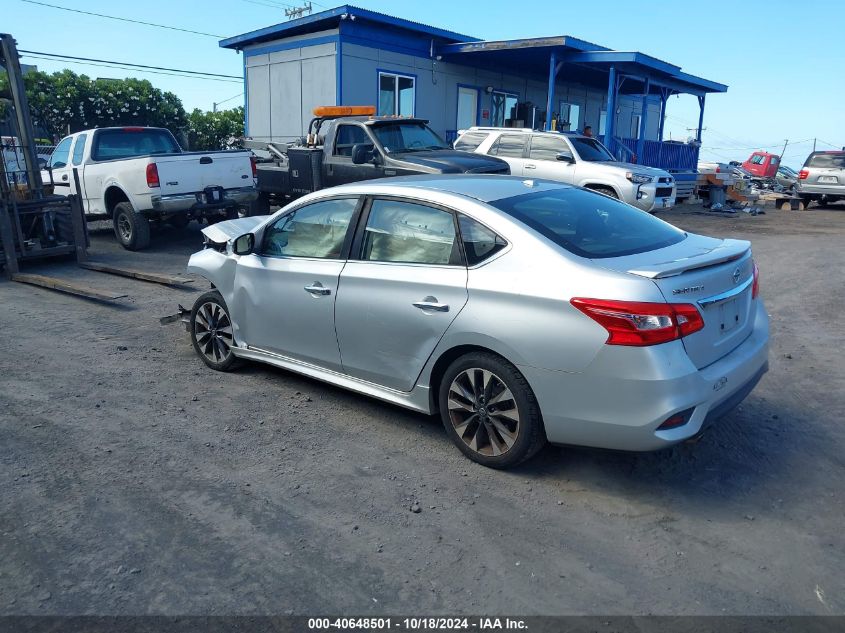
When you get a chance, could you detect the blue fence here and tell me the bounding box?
[610,137,700,172]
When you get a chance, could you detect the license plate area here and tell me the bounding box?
[199,186,225,204]
[718,298,740,333]
[818,176,838,184]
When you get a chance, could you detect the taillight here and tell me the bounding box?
[145,162,160,188]
[752,260,760,299]
[570,298,705,347]
[250,155,257,178]
[798,169,809,180]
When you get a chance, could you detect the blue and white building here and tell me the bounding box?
[220,5,727,192]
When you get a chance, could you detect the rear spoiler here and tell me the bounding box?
[627,240,751,279]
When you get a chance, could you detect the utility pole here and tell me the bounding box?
[779,139,788,159]
[813,138,817,152]
[285,2,312,20]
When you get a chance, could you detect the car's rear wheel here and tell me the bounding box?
[112,201,151,250]
[439,352,546,469]
[190,291,238,372]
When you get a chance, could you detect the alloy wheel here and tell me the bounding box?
[193,301,234,364]
[447,368,521,457]
[117,213,132,242]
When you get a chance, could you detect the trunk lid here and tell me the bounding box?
[154,151,253,196]
[597,234,755,369]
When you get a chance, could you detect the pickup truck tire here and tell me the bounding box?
[113,202,151,250]
[246,192,271,217]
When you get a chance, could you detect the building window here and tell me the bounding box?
[378,72,415,116]
[490,91,518,127]
[599,111,607,136]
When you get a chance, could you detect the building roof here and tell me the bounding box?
[219,4,476,50]
[220,5,726,96]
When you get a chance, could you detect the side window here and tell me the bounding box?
[454,131,488,152]
[49,137,73,169]
[459,215,507,266]
[261,198,358,259]
[71,134,87,166]
[362,199,460,266]
[489,134,527,159]
[528,135,571,161]
[333,125,371,157]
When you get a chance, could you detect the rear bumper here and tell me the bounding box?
[150,186,257,214]
[796,183,844,197]
[521,300,770,451]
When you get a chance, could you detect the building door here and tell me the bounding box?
[457,86,479,130]
[558,102,581,132]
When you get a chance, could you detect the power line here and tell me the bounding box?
[21,0,224,38]
[21,54,242,83]
[20,50,241,80]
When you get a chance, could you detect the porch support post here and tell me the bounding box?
[603,65,617,147]
[696,94,706,142]
[545,50,558,131]
[657,89,668,141]
[636,77,650,162]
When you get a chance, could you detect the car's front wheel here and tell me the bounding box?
[439,352,546,469]
[190,290,238,371]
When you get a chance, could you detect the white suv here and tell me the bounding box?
[455,127,676,212]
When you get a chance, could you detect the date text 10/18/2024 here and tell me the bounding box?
[308,617,528,630]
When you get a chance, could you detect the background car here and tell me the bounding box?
[186,176,769,469]
[797,151,845,207]
[456,128,676,212]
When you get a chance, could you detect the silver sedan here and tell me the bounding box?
[186,176,769,468]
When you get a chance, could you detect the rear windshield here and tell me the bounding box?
[806,153,845,169]
[92,128,181,161]
[568,137,615,162]
[489,187,686,258]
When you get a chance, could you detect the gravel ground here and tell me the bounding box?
[1,203,843,615]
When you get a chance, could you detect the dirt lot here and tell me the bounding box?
[1,202,843,616]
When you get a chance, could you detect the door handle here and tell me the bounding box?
[61,174,69,181]
[524,164,536,170]
[413,299,449,312]
[304,283,331,296]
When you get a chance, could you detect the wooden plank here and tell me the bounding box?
[79,262,193,286]
[11,273,127,301]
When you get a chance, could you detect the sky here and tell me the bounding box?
[6,0,844,168]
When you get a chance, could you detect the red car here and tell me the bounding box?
[742,151,781,179]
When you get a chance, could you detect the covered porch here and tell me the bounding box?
[437,36,727,178]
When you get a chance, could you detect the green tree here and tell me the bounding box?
[186,107,245,151]
[0,69,187,140]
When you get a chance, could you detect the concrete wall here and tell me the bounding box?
[244,29,338,141]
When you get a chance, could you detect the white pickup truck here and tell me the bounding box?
[42,126,257,250]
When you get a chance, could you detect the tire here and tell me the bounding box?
[112,201,151,250]
[247,192,271,217]
[168,214,191,229]
[590,185,619,200]
[189,290,238,372]
[438,352,546,469]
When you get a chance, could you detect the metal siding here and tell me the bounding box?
[247,64,271,141]
[301,55,337,126]
[270,59,303,141]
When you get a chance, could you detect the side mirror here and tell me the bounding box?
[233,233,255,256]
[556,152,575,163]
[351,143,376,165]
